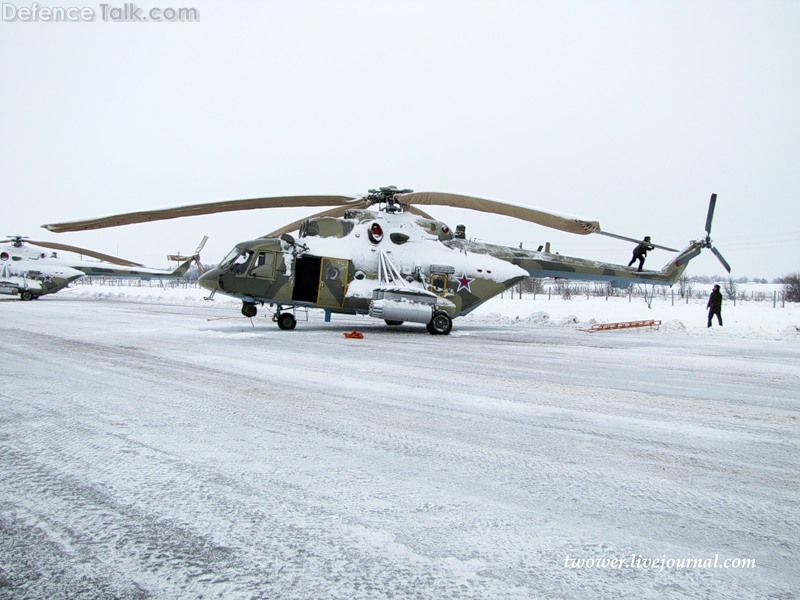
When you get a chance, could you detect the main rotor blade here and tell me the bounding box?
[42,195,360,233]
[705,193,717,236]
[594,230,679,252]
[26,240,145,267]
[398,192,600,235]
[404,204,436,220]
[710,245,731,273]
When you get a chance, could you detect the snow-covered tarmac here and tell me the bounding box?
[2,288,798,598]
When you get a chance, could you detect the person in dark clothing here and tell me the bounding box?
[628,236,655,272]
[707,284,723,327]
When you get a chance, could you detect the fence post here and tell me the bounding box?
[773,290,777,308]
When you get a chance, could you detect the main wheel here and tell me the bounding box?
[277,312,297,330]
[426,311,452,335]
[241,302,257,318]
[20,290,34,301]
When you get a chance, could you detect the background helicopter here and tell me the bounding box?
[0,235,206,301]
[42,188,730,334]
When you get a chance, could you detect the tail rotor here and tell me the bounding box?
[167,235,208,274]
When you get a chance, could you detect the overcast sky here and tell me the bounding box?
[2,0,798,279]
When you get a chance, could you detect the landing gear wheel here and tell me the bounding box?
[241,302,257,318]
[20,290,34,301]
[384,320,404,326]
[277,312,297,330]
[427,311,452,335]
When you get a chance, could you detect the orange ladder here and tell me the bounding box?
[580,319,662,333]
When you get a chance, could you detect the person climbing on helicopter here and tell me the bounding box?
[628,236,655,271]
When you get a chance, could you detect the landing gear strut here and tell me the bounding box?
[427,311,452,335]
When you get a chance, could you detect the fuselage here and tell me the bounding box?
[1,243,85,299]
[198,208,700,323]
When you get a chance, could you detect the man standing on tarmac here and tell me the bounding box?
[707,284,723,327]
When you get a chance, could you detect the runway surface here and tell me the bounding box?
[2,296,798,598]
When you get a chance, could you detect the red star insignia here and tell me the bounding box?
[456,273,474,292]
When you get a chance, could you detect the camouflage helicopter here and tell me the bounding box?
[42,187,730,334]
[0,235,204,300]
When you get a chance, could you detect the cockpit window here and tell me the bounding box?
[229,250,254,275]
[220,247,241,269]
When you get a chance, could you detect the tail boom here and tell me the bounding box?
[453,238,705,289]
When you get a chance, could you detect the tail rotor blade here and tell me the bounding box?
[195,235,209,254]
[711,246,731,273]
[705,193,717,236]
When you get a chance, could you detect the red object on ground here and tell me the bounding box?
[343,329,364,339]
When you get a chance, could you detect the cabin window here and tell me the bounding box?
[250,251,277,279]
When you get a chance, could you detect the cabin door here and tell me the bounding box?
[317,258,349,308]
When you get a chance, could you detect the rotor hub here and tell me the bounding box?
[366,186,413,213]
[7,236,28,247]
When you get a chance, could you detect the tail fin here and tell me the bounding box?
[169,258,195,277]
[658,240,704,283]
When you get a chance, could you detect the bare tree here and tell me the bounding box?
[779,273,800,302]
[678,274,695,299]
[554,281,573,299]
[521,277,544,295]
[723,277,738,300]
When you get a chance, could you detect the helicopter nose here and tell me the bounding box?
[198,267,220,291]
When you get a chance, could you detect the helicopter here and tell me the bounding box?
[42,187,730,334]
[0,235,205,300]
